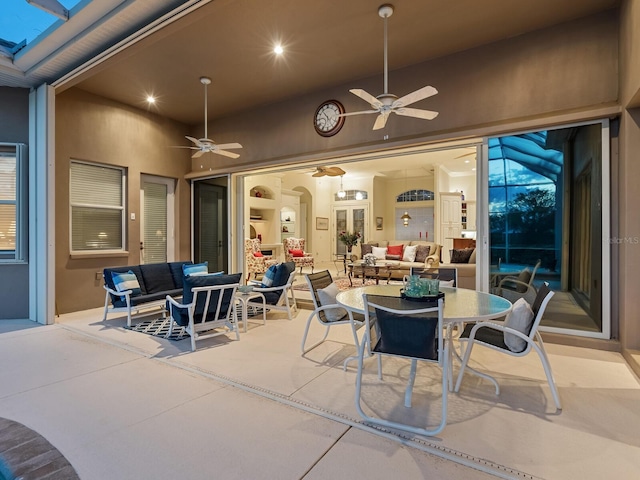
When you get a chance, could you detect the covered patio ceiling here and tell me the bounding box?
[2,0,620,127]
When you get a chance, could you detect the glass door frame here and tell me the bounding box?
[332,202,369,257]
[478,119,611,339]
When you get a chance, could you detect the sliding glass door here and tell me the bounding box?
[486,121,610,337]
[193,177,229,273]
[333,205,367,255]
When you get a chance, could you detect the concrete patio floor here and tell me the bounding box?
[1,303,639,479]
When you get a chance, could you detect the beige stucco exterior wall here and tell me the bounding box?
[618,0,640,369]
[55,89,193,313]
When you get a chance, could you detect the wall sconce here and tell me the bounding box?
[401,211,412,227]
[337,175,346,198]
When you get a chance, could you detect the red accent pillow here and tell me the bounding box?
[289,249,305,257]
[387,244,404,256]
[253,251,264,257]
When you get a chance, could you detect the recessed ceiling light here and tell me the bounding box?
[472,167,476,171]
[146,95,155,104]
[464,160,470,163]
[274,44,284,55]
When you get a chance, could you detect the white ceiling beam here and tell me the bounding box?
[26,0,69,21]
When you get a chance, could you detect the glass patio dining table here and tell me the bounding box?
[335,284,513,388]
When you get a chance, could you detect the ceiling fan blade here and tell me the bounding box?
[372,113,389,130]
[185,136,202,146]
[214,149,240,159]
[326,167,346,176]
[215,143,243,150]
[338,109,378,117]
[349,89,382,108]
[311,172,325,177]
[192,150,205,158]
[395,107,439,120]
[392,85,438,108]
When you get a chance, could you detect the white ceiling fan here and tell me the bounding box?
[340,4,439,130]
[176,77,242,159]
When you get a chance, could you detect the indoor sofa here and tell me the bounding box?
[352,240,442,280]
[103,261,193,327]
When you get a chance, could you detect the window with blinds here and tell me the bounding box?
[70,161,125,252]
[0,148,17,258]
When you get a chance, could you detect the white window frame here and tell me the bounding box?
[0,143,27,263]
[69,160,126,255]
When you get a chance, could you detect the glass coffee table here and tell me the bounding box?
[347,261,400,287]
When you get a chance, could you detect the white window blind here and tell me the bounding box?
[143,182,167,263]
[70,161,125,251]
[0,152,17,255]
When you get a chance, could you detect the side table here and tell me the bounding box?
[234,291,267,332]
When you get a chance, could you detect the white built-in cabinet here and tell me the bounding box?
[462,201,476,231]
[440,193,463,262]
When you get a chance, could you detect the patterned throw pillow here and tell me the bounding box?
[261,264,278,287]
[387,244,404,256]
[415,245,432,263]
[360,243,378,256]
[183,262,208,276]
[111,270,141,296]
[449,248,474,263]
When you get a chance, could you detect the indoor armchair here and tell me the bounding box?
[245,238,278,283]
[283,237,314,274]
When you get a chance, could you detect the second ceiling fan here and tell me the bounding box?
[341,4,439,130]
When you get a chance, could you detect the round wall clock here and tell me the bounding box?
[314,100,345,137]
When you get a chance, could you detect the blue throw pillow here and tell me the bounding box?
[183,262,208,276]
[261,264,278,287]
[111,270,141,296]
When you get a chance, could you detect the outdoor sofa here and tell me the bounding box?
[103,261,193,327]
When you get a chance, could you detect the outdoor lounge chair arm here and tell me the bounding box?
[466,320,533,344]
[251,284,290,293]
[103,284,132,299]
[165,294,191,310]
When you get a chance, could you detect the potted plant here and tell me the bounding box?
[338,230,361,253]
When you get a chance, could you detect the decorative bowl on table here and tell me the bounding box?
[238,285,254,294]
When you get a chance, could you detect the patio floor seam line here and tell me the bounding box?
[299,427,352,479]
[58,322,539,480]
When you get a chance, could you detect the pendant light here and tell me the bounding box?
[400,168,411,226]
[337,175,346,198]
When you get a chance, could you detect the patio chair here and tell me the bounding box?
[355,294,448,436]
[283,237,315,274]
[245,238,278,283]
[454,282,561,410]
[248,262,298,320]
[166,273,242,351]
[492,259,541,304]
[301,270,368,369]
[409,266,458,287]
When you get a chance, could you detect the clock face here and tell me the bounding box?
[314,100,345,137]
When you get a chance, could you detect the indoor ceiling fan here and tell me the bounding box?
[310,166,346,177]
[340,4,439,130]
[175,77,242,159]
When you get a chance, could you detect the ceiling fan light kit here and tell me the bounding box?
[340,4,439,130]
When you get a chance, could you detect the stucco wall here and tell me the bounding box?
[192,11,619,174]
[55,89,193,313]
[0,87,30,320]
[619,1,640,357]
